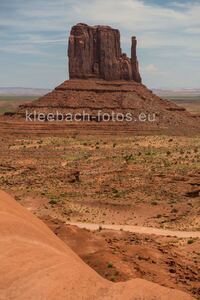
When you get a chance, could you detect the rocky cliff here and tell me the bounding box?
[68,23,141,82]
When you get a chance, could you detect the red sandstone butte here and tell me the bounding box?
[68,23,142,83]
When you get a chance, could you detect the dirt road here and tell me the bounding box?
[66,222,200,238]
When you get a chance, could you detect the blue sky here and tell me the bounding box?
[0,0,199,89]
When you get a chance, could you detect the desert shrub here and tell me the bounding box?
[107,262,113,268]
[110,276,116,282]
[187,239,194,245]
[123,154,134,162]
[156,214,162,218]
[151,201,158,206]
[49,199,58,205]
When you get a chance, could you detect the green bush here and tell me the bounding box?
[107,262,113,268]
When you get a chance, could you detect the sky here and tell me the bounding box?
[0,0,200,89]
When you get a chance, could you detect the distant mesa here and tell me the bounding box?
[68,23,142,83]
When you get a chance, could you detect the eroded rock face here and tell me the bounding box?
[68,23,142,83]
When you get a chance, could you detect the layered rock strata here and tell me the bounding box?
[68,23,141,82]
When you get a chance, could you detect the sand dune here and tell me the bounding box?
[0,190,194,300]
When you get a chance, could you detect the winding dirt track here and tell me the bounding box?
[67,222,200,238]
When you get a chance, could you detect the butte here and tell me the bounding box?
[1,23,200,136]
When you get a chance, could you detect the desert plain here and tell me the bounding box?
[0,125,199,298]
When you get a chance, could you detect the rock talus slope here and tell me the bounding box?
[0,190,195,300]
[16,79,200,135]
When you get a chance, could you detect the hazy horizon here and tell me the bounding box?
[1,86,200,92]
[0,86,200,90]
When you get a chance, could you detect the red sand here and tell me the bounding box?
[0,190,194,299]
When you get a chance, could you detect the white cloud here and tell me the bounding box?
[142,64,168,79]
[1,0,200,50]
[139,31,200,50]
[1,1,200,33]
[145,64,159,74]
[184,27,200,34]
[20,34,67,45]
[70,0,200,31]
[0,45,46,55]
[11,1,200,51]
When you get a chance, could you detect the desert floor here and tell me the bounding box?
[0,133,199,298]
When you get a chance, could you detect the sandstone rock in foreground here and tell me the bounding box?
[0,190,194,299]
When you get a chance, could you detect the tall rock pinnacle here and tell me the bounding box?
[68,23,142,83]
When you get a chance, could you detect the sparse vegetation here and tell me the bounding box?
[187,239,194,245]
[151,201,158,206]
[49,199,58,205]
[0,135,199,231]
[107,262,113,268]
